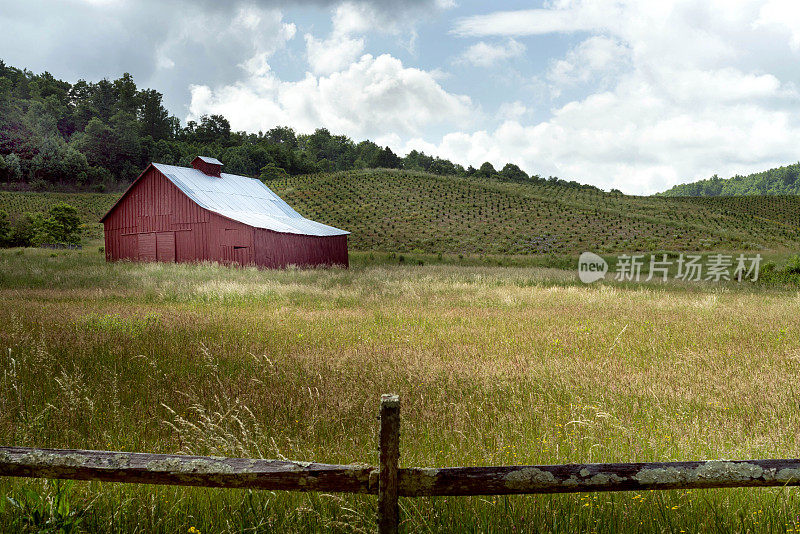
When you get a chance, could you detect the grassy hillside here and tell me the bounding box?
[668,195,800,228]
[0,191,115,220]
[2,170,800,253]
[0,190,117,240]
[270,170,800,253]
[660,162,800,196]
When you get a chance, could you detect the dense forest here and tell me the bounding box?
[659,163,800,196]
[0,60,602,194]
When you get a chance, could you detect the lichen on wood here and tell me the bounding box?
[0,446,375,494]
[4,446,800,499]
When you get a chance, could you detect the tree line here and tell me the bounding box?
[0,61,601,193]
[659,163,800,196]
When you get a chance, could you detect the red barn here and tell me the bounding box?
[101,156,349,268]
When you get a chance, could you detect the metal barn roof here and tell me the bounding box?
[151,163,349,236]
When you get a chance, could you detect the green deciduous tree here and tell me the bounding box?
[193,114,231,145]
[137,89,174,141]
[265,126,297,148]
[4,153,22,182]
[74,117,114,170]
[476,162,497,179]
[108,111,141,180]
[429,158,463,176]
[92,79,116,123]
[113,73,138,115]
[499,163,528,182]
[225,144,274,177]
[374,146,402,169]
[31,136,67,183]
[74,112,140,180]
[42,202,81,244]
[403,150,433,172]
[259,163,289,182]
[24,100,60,141]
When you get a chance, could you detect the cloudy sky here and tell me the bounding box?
[3,0,800,194]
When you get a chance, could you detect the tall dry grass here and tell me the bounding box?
[1,248,800,532]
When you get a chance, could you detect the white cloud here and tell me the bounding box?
[153,5,297,72]
[435,0,800,193]
[0,0,452,114]
[547,36,629,89]
[147,4,297,111]
[305,34,365,75]
[424,80,800,191]
[155,48,175,70]
[11,0,800,195]
[451,6,610,37]
[455,39,525,67]
[193,1,471,137]
[331,1,378,34]
[303,2,369,76]
[303,0,455,76]
[330,0,454,35]
[755,0,800,50]
[402,92,800,195]
[188,53,473,140]
[497,101,528,121]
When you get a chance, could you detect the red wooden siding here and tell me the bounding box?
[192,158,221,177]
[103,166,347,269]
[253,230,348,268]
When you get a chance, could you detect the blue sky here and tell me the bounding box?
[2,0,800,194]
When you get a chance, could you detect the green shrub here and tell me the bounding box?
[758,258,800,285]
[785,254,800,274]
[0,210,9,246]
[8,212,44,247]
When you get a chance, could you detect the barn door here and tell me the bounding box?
[233,246,250,265]
[139,233,156,261]
[220,227,251,265]
[175,230,194,263]
[156,232,175,262]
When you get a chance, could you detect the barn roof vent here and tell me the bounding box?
[192,156,223,177]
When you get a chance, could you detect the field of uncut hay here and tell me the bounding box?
[2,248,800,532]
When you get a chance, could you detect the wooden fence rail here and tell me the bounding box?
[0,446,376,494]
[3,394,800,533]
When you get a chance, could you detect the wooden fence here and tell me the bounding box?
[3,394,800,533]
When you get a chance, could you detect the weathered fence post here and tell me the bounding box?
[378,394,400,534]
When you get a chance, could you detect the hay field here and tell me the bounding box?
[1,248,799,532]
